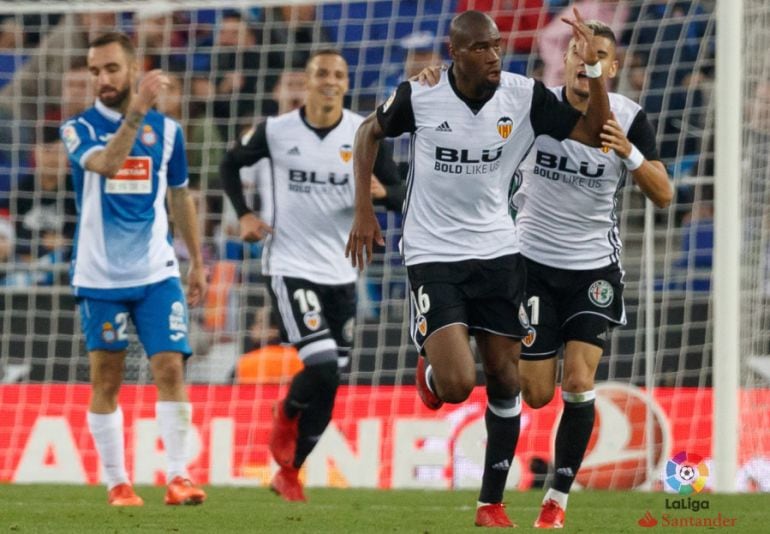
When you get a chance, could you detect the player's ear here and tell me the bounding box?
[608,59,619,79]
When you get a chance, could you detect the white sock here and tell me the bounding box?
[156,401,192,482]
[544,487,569,509]
[87,408,129,490]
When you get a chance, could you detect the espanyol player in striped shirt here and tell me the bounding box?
[60,32,206,507]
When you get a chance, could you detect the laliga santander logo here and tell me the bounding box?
[572,383,671,489]
[665,451,709,494]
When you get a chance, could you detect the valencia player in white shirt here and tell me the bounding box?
[347,9,610,528]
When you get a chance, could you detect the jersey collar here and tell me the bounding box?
[299,106,343,140]
[448,64,496,115]
[95,99,123,123]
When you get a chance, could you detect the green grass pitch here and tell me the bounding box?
[2,486,767,533]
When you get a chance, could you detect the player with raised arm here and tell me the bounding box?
[347,9,610,528]
[220,49,403,503]
[60,32,207,507]
[511,21,672,528]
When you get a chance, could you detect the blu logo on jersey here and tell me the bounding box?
[535,150,606,178]
[289,169,350,185]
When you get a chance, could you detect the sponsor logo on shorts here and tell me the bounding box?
[518,303,530,328]
[416,315,428,337]
[168,300,187,340]
[523,327,536,347]
[101,322,116,343]
[588,280,614,308]
[342,317,355,343]
[304,311,321,331]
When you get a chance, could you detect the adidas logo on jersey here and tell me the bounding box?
[491,459,511,471]
[287,146,301,155]
[435,121,452,132]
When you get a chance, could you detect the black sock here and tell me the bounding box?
[479,397,521,504]
[284,360,336,418]
[552,395,595,494]
[291,361,339,468]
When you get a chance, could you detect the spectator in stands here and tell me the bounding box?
[536,0,629,86]
[256,5,330,92]
[0,17,24,91]
[133,8,188,73]
[458,0,549,73]
[382,31,444,99]
[263,69,307,116]
[0,12,116,129]
[158,73,223,256]
[13,128,75,266]
[0,217,13,265]
[159,74,224,191]
[211,10,260,140]
[61,66,93,119]
[625,1,712,164]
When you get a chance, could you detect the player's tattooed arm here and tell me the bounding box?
[168,186,207,306]
[346,112,386,270]
[84,70,169,177]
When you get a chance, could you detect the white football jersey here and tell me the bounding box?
[513,88,659,270]
[261,109,360,284]
[377,69,582,266]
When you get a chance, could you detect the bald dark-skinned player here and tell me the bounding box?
[347,9,610,528]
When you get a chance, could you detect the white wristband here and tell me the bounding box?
[584,62,602,78]
[622,145,644,171]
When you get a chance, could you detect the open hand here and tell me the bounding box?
[135,69,170,114]
[561,8,599,66]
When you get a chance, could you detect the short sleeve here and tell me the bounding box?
[60,119,104,169]
[627,110,660,162]
[167,122,190,188]
[529,82,582,140]
[376,82,416,137]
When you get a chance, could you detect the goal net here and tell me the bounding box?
[1,0,768,493]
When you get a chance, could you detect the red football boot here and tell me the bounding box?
[534,499,565,529]
[165,476,206,505]
[416,355,443,410]
[475,503,515,527]
[270,466,306,502]
[107,483,144,507]
[269,399,299,468]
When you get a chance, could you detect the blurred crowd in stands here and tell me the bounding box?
[0,1,727,314]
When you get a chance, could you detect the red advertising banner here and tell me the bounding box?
[1,383,769,490]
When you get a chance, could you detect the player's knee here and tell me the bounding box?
[521,380,554,409]
[436,370,476,403]
[150,353,185,390]
[91,379,121,403]
[561,373,594,394]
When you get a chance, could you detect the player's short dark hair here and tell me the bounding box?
[89,32,135,59]
[306,48,346,66]
[585,20,616,47]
